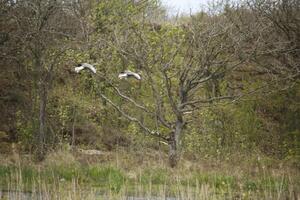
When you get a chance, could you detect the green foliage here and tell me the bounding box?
[15,110,36,149]
[243,175,289,193]
[140,168,169,185]
[1,0,299,167]
[255,85,300,157]
[0,159,297,198]
[95,0,139,33]
[244,180,258,191]
[51,166,79,181]
[0,165,12,179]
[189,173,236,190]
[85,166,125,192]
[21,166,38,185]
[184,83,300,158]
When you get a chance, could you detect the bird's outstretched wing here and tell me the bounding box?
[74,63,96,74]
[82,63,96,74]
[75,66,85,73]
[124,70,141,80]
[130,72,141,80]
[118,72,128,79]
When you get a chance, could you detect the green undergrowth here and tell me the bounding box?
[0,162,298,198]
[0,149,299,199]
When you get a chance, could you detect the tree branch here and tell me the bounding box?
[181,95,236,108]
[98,92,168,140]
[98,74,172,128]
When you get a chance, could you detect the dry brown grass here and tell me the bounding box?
[0,147,299,200]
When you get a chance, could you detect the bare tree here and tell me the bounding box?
[233,0,300,86]
[93,4,256,167]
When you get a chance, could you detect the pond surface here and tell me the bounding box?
[0,190,178,200]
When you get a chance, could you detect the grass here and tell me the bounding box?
[0,149,299,199]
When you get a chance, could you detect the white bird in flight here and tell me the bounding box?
[118,70,141,80]
[75,63,96,74]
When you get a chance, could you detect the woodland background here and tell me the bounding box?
[0,0,299,198]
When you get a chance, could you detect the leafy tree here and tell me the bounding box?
[0,0,81,159]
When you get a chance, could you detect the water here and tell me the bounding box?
[0,190,33,200]
[0,190,178,200]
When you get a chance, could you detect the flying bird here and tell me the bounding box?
[75,63,96,74]
[118,70,141,80]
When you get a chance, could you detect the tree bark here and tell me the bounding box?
[34,51,48,161]
[37,81,47,161]
[168,119,184,168]
[71,105,76,149]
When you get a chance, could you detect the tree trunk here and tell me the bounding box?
[37,81,47,161]
[168,119,184,168]
[35,49,47,161]
[71,105,76,149]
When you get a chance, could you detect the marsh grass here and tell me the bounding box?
[0,151,299,199]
